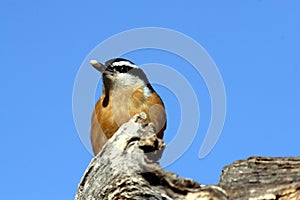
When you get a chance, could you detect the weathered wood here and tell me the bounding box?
[75,113,300,200]
[219,156,300,200]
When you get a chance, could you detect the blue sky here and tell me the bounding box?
[1,1,300,199]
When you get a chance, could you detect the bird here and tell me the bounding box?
[90,58,167,155]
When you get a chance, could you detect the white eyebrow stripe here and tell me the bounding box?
[112,61,138,68]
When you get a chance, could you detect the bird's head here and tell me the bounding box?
[90,58,154,94]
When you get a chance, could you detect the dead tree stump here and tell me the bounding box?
[75,113,300,200]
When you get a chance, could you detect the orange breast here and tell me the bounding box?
[91,87,166,155]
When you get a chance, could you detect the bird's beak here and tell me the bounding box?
[90,60,105,73]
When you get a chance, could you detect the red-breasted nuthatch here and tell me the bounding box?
[90,58,166,155]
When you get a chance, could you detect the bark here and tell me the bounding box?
[75,113,300,200]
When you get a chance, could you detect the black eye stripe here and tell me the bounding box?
[115,65,131,73]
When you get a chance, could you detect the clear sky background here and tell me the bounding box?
[1,1,300,199]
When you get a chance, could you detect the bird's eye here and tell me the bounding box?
[119,66,129,73]
[106,65,114,72]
